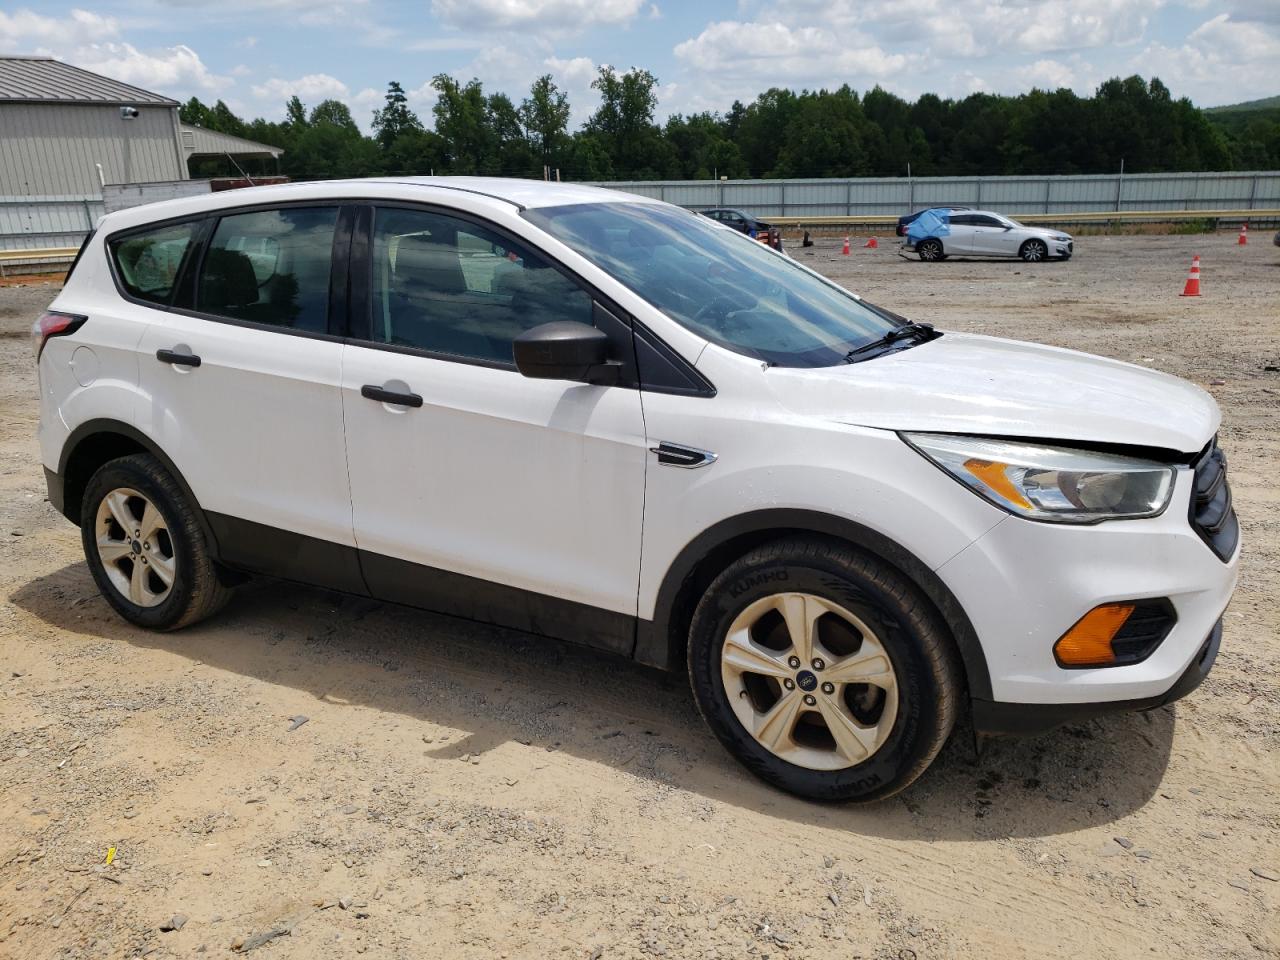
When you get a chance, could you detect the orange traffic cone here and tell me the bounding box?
[864,236,878,249]
[1238,223,1248,245]
[1179,255,1201,297]
[841,236,851,255]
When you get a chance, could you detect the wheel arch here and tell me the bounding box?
[57,419,220,556]
[635,509,993,701]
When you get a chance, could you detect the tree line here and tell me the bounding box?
[180,69,1280,183]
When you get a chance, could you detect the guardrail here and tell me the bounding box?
[765,208,1280,229]
[0,246,77,278]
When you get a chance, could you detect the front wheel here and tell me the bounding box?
[917,239,944,262]
[81,453,231,630]
[687,538,962,802]
[1020,239,1047,262]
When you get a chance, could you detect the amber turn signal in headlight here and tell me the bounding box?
[1053,603,1135,667]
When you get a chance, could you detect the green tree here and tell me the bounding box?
[432,75,492,173]
[371,81,423,149]
[520,74,571,170]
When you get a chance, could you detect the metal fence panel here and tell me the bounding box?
[587,171,1280,219]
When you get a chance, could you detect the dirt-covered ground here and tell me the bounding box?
[2,233,1277,960]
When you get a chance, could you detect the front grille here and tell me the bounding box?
[1190,438,1238,561]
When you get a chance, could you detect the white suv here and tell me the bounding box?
[34,178,1238,801]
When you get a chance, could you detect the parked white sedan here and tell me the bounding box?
[905,208,1073,262]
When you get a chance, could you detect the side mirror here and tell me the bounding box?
[513,321,619,385]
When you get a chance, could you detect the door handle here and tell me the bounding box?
[156,348,201,367]
[361,384,423,408]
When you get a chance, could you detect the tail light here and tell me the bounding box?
[32,311,87,361]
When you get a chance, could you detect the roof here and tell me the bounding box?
[180,123,283,159]
[365,176,653,210]
[96,177,662,233]
[0,56,178,106]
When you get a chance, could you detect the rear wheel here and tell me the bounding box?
[81,454,231,630]
[917,239,944,262]
[1020,239,1047,262]
[687,538,962,802]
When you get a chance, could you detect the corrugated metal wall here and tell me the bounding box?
[1,101,185,250]
[590,172,1280,218]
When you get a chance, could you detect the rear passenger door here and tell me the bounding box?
[339,204,647,653]
[133,204,363,591]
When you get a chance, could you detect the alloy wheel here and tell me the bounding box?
[720,592,899,771]
[1022,240,1046,262]
[94,487,176,607]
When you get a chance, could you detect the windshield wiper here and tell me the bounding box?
[844,321,935,362]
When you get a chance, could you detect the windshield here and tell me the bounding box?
[997,214,1024,228]
[523,202,900,367]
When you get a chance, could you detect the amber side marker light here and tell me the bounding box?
[1054,603,1136,668]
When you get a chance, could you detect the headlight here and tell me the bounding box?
[904,433,1176,523]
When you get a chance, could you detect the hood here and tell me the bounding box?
[1021,224,1071,240]
[765,332,1217,455]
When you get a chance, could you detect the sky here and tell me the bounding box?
[1,1,1277,132]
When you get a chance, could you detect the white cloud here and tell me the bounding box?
[1019,58,1078,90]
[674,20,909,83]
[73,42,230,94]
[431,0,645,31]
[0,8,120,50]
[251,72,351,103]
[1129,12,1280,103]
[544,55,598,88]
[0,8,229,98]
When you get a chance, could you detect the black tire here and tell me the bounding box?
[917,238,944,262]
[687,537,962,802]
[80,453,231,630]
[1020,239,1047,262]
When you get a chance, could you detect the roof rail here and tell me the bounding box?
[381,180,527,212]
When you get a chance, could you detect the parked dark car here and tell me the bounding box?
[700,208,783,250]
[896,206,970,237]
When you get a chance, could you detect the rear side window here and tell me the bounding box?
[196,207,338,333]
[110,222,199,305]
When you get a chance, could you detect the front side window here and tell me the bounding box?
[196,207,338,332]
[369,206,593,365]
[524,202,900,367]
[110,221,198,305]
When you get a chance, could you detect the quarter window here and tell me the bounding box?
[110,221,198,305]
[369,207,593,365]
[196,207,338,332]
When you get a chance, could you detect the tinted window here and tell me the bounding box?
[524,202,898,368]
[369,207,593,365]
[110,221,198,305]
[949,214,975,226]
[197,207,337,332]
[971,215,1002,227]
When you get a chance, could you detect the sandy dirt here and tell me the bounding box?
[2,234,1277,960]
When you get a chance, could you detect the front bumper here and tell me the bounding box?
[972,617,1221,736]
[937,462,1237,719]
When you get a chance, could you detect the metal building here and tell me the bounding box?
[0,55,282,258]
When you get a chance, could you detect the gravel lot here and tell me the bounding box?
[2,234,1277,959]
